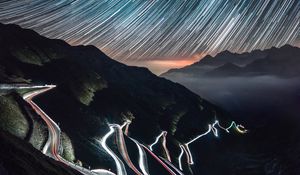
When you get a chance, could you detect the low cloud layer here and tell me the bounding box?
[169,75,300,125]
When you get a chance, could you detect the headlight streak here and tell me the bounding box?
[159,157,184,175]
[162,131,172,162]
[22,86,60,160]
[120,120,131,136]
[178,145,185,171]
[98,125,127,175]
[216,120,248,134]
[17,84,113,175]
[178,120,247,170]
[110,123,178,175]
[141,145,177,175]
[111,124,143,175]
[149,131,172,162]
[91,169,116,175]
[149,131,165,151]
[128,137,150,175]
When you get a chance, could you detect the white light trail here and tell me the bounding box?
[162,132,172,162]
[17,84,112,175]
[149,131,172,162]
[111,123,142,175]
[178,145,185,171]
[129,137,150,175]
[120,120,131,136]
[98,126,127,175]
[92,169,116,175]
[149,131,165,151]
[160,157,184,175]
[141,145,177,175]
[179,120,247,169]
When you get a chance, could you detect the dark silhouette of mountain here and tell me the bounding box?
[205,45,300,77]
[199,49,267,66]
[240,45,300,77]
[161,48,267,77]
[0,131,82,175]
[0,23,232,175]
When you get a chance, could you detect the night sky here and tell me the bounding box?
[0,0,299,74]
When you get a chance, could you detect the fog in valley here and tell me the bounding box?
[168,75,300,127]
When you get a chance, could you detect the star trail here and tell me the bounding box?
[0,0,299,73]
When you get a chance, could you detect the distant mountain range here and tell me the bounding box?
[162,45,300,77]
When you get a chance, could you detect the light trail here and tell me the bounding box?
[92,169,116,175]
[149,131,172,162]
[110,123,143,175]
[160,157,184,175]
[12,84,115,175]
[0,84,55,90]
[119,120,180,175]
[162,132,172,162]
[177,145,185,171]
[141,145,177,175]
[98,125,127,175]
[128,137,150,175]
[22,85,61,160]
[177,120,247,170]
[149,131,165,151]
[120,120,150,175]
[120,120,131,136]
[216,120,248,134]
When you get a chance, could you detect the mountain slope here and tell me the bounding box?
[0,131,82,175]
[0,23,231,174]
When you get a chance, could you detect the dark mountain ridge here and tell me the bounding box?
[0,23,232,174]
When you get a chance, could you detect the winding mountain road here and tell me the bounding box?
[1,83,246,175]
[21,85,115,175]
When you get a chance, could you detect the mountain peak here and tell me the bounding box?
[216,50,235,57]
[279,44,297,50]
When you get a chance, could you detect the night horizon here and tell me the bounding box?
[1,0,299,74]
